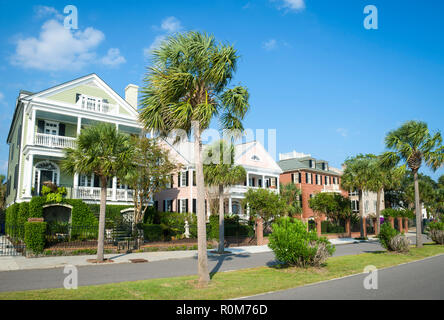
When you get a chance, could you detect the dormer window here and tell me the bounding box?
[322,162,328,171]
[251,155,260,161]
[309,160,315,168]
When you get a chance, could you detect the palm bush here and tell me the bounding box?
[378,223,410,252]
[427,222,444,244]
[268,217,335,268]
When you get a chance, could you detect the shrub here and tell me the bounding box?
[381,208,401,219]
[268,217,335,267]
[427,222,444,245]
[143,224,164,241]
[378,223,399,250]
[209,215,219,240]
[5,203,20,226]
[389,234,410,252]
[24,221,47,255]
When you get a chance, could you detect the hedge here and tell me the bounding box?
[143,224,164,241]
[5,203,20,226]
[24,221,47,255]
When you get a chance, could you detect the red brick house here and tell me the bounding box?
[278,151,348,235]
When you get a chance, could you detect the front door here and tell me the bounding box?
[39,170,54,193]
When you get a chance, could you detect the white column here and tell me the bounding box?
[73,173,79,199]
[29,109,36,145]
[112,177,117,201]
[246,172,249,187]
[228,197,232,214]
[77,117,82,135]
[24,154,34,198]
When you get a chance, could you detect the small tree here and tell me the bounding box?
[243,188,286,243]
[123,136,177,228]
[203,140,246,254]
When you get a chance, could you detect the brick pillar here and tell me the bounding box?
[373,218,378,235]
[404,218,409,233]
[256,217,264,246]
[363,217,367,238]
[389,217,395,228]
[345,219,351,237]
[316,218,322,238]
[398,217,404,233]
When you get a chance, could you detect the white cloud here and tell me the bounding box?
[262,39,278,51]
[336,128,348,137]
[34,5,64,20]
[101,48,126,67]
[273,0,306,12]
[145,17,183,58]
[160,16,182,33]
[10,7,125,71]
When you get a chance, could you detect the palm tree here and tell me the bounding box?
[0,174,6,211]
[203,140,246,254]
[341,154,375,238]
[62,123,134,262]
[381,121,443,247]
[279,183,302,218]
[367,156,405,235]
[140,31,250,285]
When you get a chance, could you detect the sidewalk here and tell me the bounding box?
[0,245,273,272]
[0,236,382,272]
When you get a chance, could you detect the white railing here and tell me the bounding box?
[73,187,134,201]
[77,94,117,115]
[34,133,76,149]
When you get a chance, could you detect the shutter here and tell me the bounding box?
[178,172,181,187]
[291,174,294,183]
[163,200,166,212]
[186,171,189,186]
[154,201,158,211]
[170,175,174,188]
[177,199,180,213]
[193,199,197,213]
[186,199,189,213]
[311,173,313,184]
[13,164,18,189]
[193,171,196,186]
[37,120,45,133]
[17,125,22,148]
[59,123,66,136]
[298,173,302,183]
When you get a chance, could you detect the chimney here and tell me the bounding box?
[125,84,139,110]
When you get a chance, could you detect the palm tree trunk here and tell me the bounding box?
[359,189,364,238]
[375,189,382,235]
[97,176,107,262]
[414,170,422,248]
[193,121,210,285]
[218,184,225,254]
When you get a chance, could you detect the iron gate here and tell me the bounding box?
[0,224,26,256]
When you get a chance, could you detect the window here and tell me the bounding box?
[179,199,188,213]
[164,200,173,212]
[292,172,301,184]
[44,121,59,136]
[180,171,188,187]
[192,170,196,186]
[351,200,359,212]
[309,160,315,168]
[251,155,260,161]
[306,173,312,184]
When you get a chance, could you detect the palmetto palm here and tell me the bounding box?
[140,31,250,284]
[367,156,405,235]
[381,121,443,247]
[62,123,134,262]
[279,183,302,218]
[341,154,375,238]
[203,140,246,254]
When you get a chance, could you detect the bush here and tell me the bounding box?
[268,217,335,267]
[143,224,164,241]
[427,222,444,245]
[24,221,47,255]
[5,203,20,226]
[29,197,46,218]
[209,215,219,240]
[389,234,410,253]
[378,223,399,250]
[321,221,345,234]
[381,208,401,219]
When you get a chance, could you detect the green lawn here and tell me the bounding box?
[1,244,443,300]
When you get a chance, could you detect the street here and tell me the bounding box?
[243,254,444,300]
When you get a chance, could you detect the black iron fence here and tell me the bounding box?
[0,224,26,256]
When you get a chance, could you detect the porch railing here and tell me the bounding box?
[72,187,134,201]
[34,133,76,149]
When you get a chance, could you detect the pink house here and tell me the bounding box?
[153,139,283,219]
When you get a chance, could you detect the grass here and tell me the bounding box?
[1,244,443,300]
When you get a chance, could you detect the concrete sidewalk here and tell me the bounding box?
[0,236,382,272]
[0,245,273,272]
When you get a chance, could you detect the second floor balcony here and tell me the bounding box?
[34,133,76,149]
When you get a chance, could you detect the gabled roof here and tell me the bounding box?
[22,73,139,118]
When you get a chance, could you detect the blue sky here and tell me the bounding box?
[0,0,443,180]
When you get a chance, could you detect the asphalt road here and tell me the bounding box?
[0,241,385,293]
[243,253,444,300]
